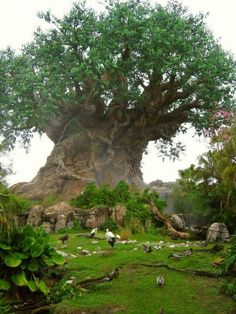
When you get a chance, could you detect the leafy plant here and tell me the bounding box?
[0,292,13,314]
[220,234,236,299]
[0,223,65,297]
[0,183,33,215]
[100,218,118,231]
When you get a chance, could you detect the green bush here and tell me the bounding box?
[70,181,166,229]
[0,183,33,215]
[220,234,236,299]
[0,223,65,297]
[100,218,118,231]
[0,292,13,314]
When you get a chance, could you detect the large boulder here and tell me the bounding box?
[26,205,45,227]
[44,201,74,231]
[206,223,230,242]
[170,214,186,230]
[109,205,126,226]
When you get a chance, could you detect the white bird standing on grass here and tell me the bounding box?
[90,228,98,238]
[105,229,116,247]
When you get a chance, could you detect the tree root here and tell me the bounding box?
[133,262,234,278]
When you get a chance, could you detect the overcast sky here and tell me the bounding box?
[1,0,236,185]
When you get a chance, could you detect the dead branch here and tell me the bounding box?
[150,204,190,240]
[78,268,119,288]
[134,263,223,278]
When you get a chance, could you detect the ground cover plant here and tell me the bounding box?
[0,208,65,311]
[46,230,236,314]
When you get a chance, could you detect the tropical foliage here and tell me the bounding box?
[171,119,236,228]
[0,222,64,296]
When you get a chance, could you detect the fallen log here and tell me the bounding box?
[150,204,190,240]
[78,268,119,288]
[134,262,234,278]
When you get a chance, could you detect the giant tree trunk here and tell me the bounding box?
[11,126,146,200]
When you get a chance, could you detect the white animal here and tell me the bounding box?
[156,275,165,286]
[116,234,121,240]
[90,228,98,238]
[105,229,116,247]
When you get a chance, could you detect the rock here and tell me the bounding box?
[26,205,45,227]
[44,201,74,231]
[73,206,109,228]
[42,221,54,233]
[206,223,230,242]
[170,214,186,230]
[109,205,127,226]
[147,180,174,214]
[73,205,127,228]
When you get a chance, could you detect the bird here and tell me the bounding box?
[159,308,165,314]
[156,275,165,287]
[59,234,69,245]
[168,253,182,260]
[143,244,153,253]
[116,234,121,240]
[90,227,98,238]
[183,248,193,256]
[105,229,116,247]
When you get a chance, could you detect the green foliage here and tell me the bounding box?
[100,218,118,231]
[171,122,236,227]
[0,223,65,296]
[221,235,236,273]
[0,293,13,314]
[71,181,166,229]
[221,235,236,299]
[0,183,33,215]
[47,278,78,304]
[70,181,129,209]
[39,194,61,208]
[0,0,235,155]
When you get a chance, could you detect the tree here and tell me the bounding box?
[171,119,236,227]
[0,0,235,199]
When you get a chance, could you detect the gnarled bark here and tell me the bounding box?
[11,124,146,200]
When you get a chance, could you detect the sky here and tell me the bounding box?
[0,0,236,185]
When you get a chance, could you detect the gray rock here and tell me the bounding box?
[206,223,230,242]
[170,214,186,230]
[26,205,44,227]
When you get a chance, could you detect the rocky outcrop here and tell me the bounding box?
[26,205,45,227]
[147,180,174,213]
[170,214,186,230]
[26,202,127,232]
[206,223,230,242]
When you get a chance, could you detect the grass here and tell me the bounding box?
[49,230,236,314]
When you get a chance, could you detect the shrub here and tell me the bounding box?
[0,222,65,297]
[0,292,13,314]
[0,183,33,215]
[100,218,118,231]
[70,181,166,230]
[220,234,236,299]
[119,228,132,240]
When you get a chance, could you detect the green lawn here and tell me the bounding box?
[48,231,235,314]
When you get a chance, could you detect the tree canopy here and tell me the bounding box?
[0,0,235,154]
